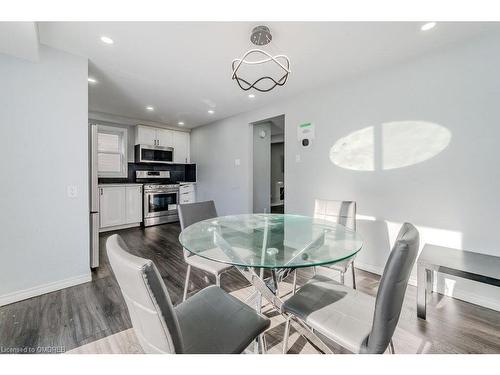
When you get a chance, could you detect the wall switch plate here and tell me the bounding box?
[234,158,241,166]
[67,185,78,198]
[295,154,301,162]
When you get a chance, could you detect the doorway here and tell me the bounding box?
[252,115,285,214]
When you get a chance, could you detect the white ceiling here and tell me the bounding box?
[37,22,499,129]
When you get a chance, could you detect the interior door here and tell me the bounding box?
[100,186,126,227]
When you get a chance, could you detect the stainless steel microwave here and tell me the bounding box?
[135,144,174,164]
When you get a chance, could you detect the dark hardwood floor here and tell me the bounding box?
[1,222,499,354]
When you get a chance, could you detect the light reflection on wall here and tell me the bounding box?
[330,121,451,171]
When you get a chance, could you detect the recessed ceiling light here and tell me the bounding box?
[208,109,215,114]
[178,121,185,126]
[248,94,255,99]
[421,22,437,31]
[146,106,154,111]
[87,77,97,84]
[100,36,114,44]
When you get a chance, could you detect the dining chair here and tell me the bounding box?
[313,199,357,288]
[178,200,233,301]
[107,234,270,354]
[282,222,419,354]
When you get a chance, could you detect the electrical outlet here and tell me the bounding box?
[295,154,301,162]
[234,158,241,166]
[67,185,78,198]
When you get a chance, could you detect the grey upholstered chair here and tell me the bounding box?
[314,199,358,288]
[107,234,270,354]
[282,223,419,354]
[178,200,233,301]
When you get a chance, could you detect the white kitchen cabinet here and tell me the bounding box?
[135,125,173,148]
[179,183,195,204]
[135,125,157,146]
[99,186,126,228]
[156,128,173,148]
[126,185,143,223]
[173,131,190,163]
[99,184,143,231]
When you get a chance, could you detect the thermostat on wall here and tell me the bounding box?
[297,122,315,148]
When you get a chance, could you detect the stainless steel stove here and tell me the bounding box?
[136,171,179,226]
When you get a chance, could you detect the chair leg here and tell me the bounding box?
[389,340,395,354]
[283,316,291,354]
[351,262,357,289]
[261,334,268,354]
[215,273,221,287]
[292,269,298,295]
[183,265,191,302]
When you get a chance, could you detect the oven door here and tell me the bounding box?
[144,190,178,218]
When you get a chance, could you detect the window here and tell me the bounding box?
[97,125,128,178]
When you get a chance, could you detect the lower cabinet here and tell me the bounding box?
[179,183,196,204]
[100,185,142,230]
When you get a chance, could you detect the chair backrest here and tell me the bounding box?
[106,234,184,354]
[313,199,356,230]
[178,200,218,259]
[362,223,419,354]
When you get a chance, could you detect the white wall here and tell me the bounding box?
[191,33,500,311]
[0,46,90,305]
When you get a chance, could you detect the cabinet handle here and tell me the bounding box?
[100,188,103,195]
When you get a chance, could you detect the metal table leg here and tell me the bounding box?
[417,264,431,320]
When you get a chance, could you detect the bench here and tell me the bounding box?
[417,244,500,319]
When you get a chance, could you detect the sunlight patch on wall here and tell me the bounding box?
[386,220,462,251]
[329,121,451,171]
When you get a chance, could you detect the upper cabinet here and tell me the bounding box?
[135,125,173,148]
[173,131,190,163]
[135,125,190,164]
[156,128,173,148]
[135,125,157,146]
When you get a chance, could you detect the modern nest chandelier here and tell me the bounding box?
[231,26,291,92]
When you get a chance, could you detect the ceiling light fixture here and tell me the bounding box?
[231,26,290,93]
[421,22,437,31]
[178,121,185,126]
[87,77,97,84]
[100,36,114,44]
[208,109,215,114]
[248,94,255,99]
[146,106,154,111]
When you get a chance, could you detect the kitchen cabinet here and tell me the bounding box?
[179,183,196,204]
[126,185,143,223]
[156,128,173,147]
[173,131,190,163]
[135,126,157,146]
[99,184,143,231]
[135,125,190,163]
[135,125,173,147]
[99,186,126,228]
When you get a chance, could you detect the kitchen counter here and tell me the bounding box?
[98,183,143,187]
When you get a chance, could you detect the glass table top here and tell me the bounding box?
[179,214,363,269]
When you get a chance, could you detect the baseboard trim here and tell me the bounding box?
[354,261,500,312]
[99,222,140,233]
[0,273,92,307]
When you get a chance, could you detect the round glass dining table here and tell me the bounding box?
[179,214,363,353]
[179,213,363,270]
